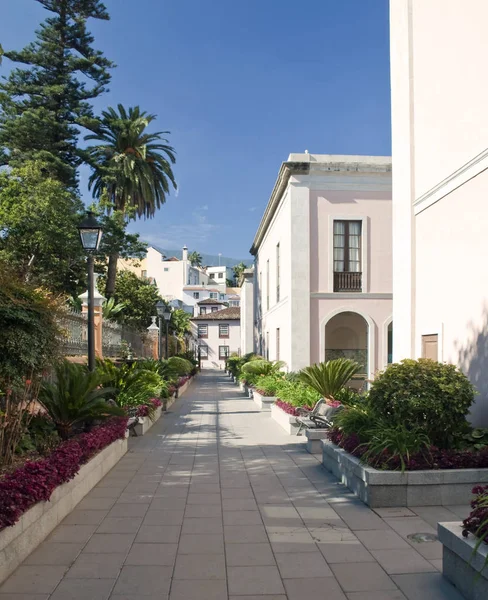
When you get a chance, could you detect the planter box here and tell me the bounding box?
[0,436,128,585]
[439,522,488,600]
[305,429,329,454]
[248,387,254,399]
[134,405,162,436]
[271,403,300,435]
[178,376,193,398]
[322,439,488,508]
[253,391,276,411]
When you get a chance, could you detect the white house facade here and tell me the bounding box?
[191,307,241,369]
[390,0,488,424]
[247,153,393,380]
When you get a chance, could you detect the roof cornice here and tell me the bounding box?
[250,162,309,255]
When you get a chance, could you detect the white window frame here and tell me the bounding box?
[209,292,218,299]
[197,324,208,338]
[219,324,229,338]
[199,344,209,359]
[219,345,230,360]
[193,292,200,299]
[328,215,368,293]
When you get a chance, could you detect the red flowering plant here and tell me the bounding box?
[0,417,127,530]
[275,399,300,417]
[135,398,163,419]
[463,486,488,545]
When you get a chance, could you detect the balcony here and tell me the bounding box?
[334,271,362,292]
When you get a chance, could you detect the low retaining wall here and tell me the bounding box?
[271,403,300,435]
[439,522,488,600]
[0,436,128,584]
[178,376,193,398]
[305,430,329,454]
[253,391,276,411]
[322,439,488,508]
[134,405,163,436]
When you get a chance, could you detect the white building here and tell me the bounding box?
[390,0,488,424]
[182,286,227,315]
[247,153,392,379]
[206,265,232,290]
[191,307,241,368]
[240,268,255,356]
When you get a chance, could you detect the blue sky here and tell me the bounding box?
[2,0,391,259]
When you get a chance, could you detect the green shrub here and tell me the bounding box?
[275,380,321,408]
[362,423,432,473]
[241,359,286,377]
[335,387,367,407]
[254,374,284,396]
[333,403,375,442]
[39,361,123,439]
[369,359,475,448]
[0,266,62,384]
[16,413,60,456]
[299,359,360,401]
[97,359,164,408]
[167,356,193,376]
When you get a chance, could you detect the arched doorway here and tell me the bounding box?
[324,311,369,386]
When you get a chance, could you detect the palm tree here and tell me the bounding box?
[188,251,202,267]
[232,262,247,285]
[85,104,177,297]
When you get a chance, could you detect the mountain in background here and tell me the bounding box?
[147,245,252,268]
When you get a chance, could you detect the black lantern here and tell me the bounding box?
[78,211,103,251]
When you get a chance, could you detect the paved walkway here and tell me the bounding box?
[0,370,470,599]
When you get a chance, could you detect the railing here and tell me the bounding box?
[334,271,362,292]
[121,325,153,358]
[102,319,123,358]
[58,310,88,356]
[324,349,367,376]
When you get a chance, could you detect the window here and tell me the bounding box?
[276,243,280,303]
[218,272,223,279]
[193,292,200,299]
[333,220,362,292]
[210,292,218,299]
[197,324,208,338]
[229,300,240,307]
[219,324,229,338]
[219,293,225,300]
[266,259,270,311]
[422,334,438,361]
[199,345,208,359]
[164,267,169,272]
[200,307,207,315]
[219,346,230,359]
[276,328,280,361]
[141,269,147,278]
[211,307,218,313]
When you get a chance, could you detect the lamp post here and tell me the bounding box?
[156,302,172,360]
[77,211,103,371]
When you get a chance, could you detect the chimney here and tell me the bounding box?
[182,245,188,261]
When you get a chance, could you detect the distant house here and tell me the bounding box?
[191,307,240,368]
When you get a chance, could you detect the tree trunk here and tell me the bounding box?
[105,252,119,299]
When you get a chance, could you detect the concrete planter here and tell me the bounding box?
[134,405,162,436]
[322,439,488,508]
[248,387,254,399]
[439,522,488,600]
[305,429,329,454]
[0,436,128,584]
[239,381,246,393]
[271,403,300,434]
[253,391,276,411]
[178,376,193,398]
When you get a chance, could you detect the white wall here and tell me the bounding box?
[390,0,488,424]
[255,191,292,369]
[193,320,240,369]
[240,271,254,355]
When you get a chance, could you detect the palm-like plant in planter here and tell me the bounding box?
[241,359,286,377]
[299,358,360,402]
[39,361,123,439]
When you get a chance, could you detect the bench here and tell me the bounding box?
[296,399,343,435]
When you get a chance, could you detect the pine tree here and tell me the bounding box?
[0,1,113,188]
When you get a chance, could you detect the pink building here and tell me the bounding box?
[247,153,392,381]
[191,307,240,369]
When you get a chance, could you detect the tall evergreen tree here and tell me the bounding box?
[0,0,113,187]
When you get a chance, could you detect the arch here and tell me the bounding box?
[319,307,376,381]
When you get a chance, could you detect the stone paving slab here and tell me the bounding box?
[0,370,469,599]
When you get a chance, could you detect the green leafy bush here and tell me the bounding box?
[369,359,475,448]
[167,356,193,376]
[299,359,359,401]
[16,413,60,456]
[97,359,164,408]
[362,423,432,473]
[333,403,375,443]
[39,361,123,439]
[254,374,284,397]
[241,359,286,377]
[275,380,321,408]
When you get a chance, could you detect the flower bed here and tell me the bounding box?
[271,402,301,434]
[275,399,300,416]
[0,417,128,530]
[136,398,163,418]
[327,428,488,471]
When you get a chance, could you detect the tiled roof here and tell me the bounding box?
[197,299,225,305]
[183,287,220,292]
[164,257,180,262]
[191,307,240,321]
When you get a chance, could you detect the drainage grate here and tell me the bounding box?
[407,532,438,543]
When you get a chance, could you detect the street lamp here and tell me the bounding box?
[156,302,172,360]
[77,211,103,371]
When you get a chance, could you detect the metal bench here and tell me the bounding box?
[296,399,343,435]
